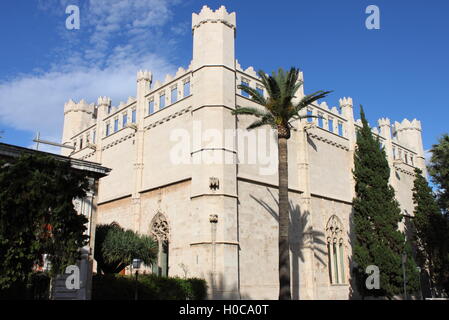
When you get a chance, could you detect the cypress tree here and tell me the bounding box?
[352,106,419,299]
[428,134,449,216]
[412,168,449,296]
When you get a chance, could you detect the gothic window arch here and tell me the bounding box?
[150,212,170,277]
[326,215,346,285]
[110,221,121,228]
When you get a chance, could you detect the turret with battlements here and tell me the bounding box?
[192,5,236,70]
[62,99,96,155]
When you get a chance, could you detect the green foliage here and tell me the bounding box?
[0,272,50,300]
[92,274,207,300]
[233,67,332,138]
[94,223,158,274]
[352,106,419,298]
[412,168,449,295]
[0,154,89,289]
[428,134,449,215]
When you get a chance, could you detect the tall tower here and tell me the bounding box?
[94,96,111,163]
[190,5,239,299]
[62,99,95,156]
[394,119,426,176]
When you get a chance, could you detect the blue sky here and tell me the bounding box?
[0,0,448,156]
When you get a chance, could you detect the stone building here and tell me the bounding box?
[60,6,426,299]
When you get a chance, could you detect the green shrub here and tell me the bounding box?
[92,273,207,300]
[0,272,50,300]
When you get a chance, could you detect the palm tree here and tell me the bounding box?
[233,67,331,300]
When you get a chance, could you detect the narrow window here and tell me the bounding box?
[333,242,339,282]
[411,156,414,166]
[307,109,313,123]
[160,94,166,109]
[405,152,409,164]
[149,100,155,115]
[338,122,344,136]
[105,123,110,137]
[241,80,250,98]
[73,141,77,150]
[393,147,397,159]
[328,118,334,133]
[122,113,128,127]
[171,87,177,104]
[114,118,119,132]
[92,130,96,143]
[183,81,190,97]
[339,243,345,282]
[79,137,83,150]
[132,109,136,123]
[326,216,345,285]
[86,134,90,144]
[318,113,324,128]
[108,105,112,114]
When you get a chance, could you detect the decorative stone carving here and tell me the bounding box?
[326,215,343,244]
[151,212,169,241]
[209,214,218,223]
[209,177,219,190]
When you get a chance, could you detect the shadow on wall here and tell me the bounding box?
[251,189,327,300]
[207,272,242,300]
[348,207,360,300]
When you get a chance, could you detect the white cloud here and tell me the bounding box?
[0,53,175,140]
[424,149,432,166]
[0,0,183,144]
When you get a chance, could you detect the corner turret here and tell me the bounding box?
[62,99,96,155]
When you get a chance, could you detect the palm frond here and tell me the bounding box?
[294,90,333,112]
[237,84,267,105]
[232,106,268,118]
[247,116,275,130]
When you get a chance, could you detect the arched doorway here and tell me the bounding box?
[150,212,170,277]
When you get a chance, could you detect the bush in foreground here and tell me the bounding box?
[92,273,207,300]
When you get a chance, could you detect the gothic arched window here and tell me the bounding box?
[326,215,346,285]
[150,212,170,277]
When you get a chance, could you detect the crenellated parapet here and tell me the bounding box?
[377,117,391,139]
[339,97,353,108]
[97,96,111,106]
[339,97,354,121]
[391,118,424,161]
[64,99,95,115]
[378,117,391,127]
[149,66,190,92]
[137,70,152,83]
[393,118,421,132]
[192,5,236,30]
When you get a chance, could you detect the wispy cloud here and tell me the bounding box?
[424,149,432,166]
[0,0,184,147]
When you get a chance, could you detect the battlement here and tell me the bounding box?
[315,101,342,118]
[97,96,111,106]
[137,70,152,82]
[64,99,95,115]
[339,97,353,107]
[378,117,391,127]
[393,118,421,132]
[148,66,190,92]
[192,5,236,30]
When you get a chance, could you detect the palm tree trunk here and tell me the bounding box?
[278,136,291,300]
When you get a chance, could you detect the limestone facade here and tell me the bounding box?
[61,5,426,300]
